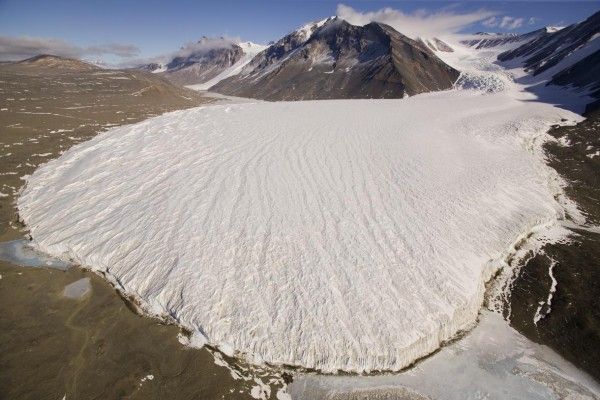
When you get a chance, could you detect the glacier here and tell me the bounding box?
[186,42,267,91]
[18,85,581,372]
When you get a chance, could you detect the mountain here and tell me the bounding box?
[162,38,243,85]
[498,11,600,76]
[16,54,100,73]
[551,51,600,111]
[210,18,459,100]
[186,41,266,90]
[138,38,265,87]
[137,62,165,73]
[461,29,547,50]
[2,54,207,107]
[498,10,600,108]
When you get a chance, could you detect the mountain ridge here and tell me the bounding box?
[210,18,459,100]
[16,54,100,72]
[138,38,266,86]
[497,10,600,110]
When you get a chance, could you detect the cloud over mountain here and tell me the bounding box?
[336,3,497,39]
[0,35,139,61]
[117,36,243,69]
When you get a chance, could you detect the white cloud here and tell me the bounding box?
[500,16,524,30]
[118,36,242,69]
[170,37,239,61]
[336,3,497,39]
[482,17,499,28]
[478,15,528,31]
[0,35,139,62]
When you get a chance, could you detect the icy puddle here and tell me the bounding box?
[62,277,91,299]
[290,311,600,399]
[18,91,581,373]
[0,239,72,270]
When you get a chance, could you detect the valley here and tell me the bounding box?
[1,4,599,400]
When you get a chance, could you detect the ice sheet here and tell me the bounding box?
[18,87,580,372]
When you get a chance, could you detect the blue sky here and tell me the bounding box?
[0,1,598,62]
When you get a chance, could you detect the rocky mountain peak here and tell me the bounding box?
[211,19,459,100]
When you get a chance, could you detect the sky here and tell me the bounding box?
[0,0,599,64]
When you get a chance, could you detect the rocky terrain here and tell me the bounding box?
[497,10,600,106]
[211,18,459,100]
[551,51,600,109]
[507,106,600,382]
[459,11,600,114]
[0,54,210,240]
[162,39,244,85]
[498,11,600,75]
[139,38,265,87]
[15,54,100,72]
[0,56,291,400]
[474,10,600,382]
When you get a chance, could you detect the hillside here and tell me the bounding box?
[210,18,459,100]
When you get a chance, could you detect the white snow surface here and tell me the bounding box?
[18,90,579,373]
[297,18,333,42]
[187,42,266,91]
[18,39,583,372]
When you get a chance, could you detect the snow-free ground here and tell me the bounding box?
[18,77,581,372]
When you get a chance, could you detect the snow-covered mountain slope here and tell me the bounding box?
[19,54,582,373]
[138,38,266,86]
[498,10,600,106]
[186,42,266,91]
[421,37,454,52]
[163,38,244,86]
[551,50,600,109]
[498,11,600,76]
[210,17,459,100]
[461,29,546,50]
[137,62,166,73]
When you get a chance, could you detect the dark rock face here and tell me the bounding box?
[211,18,459,100]
[137,62,162,73]
[509,239,600,382]
[551,50,600,107]
[162,43,244,86]
[496,11,600,106]
[498,11,600,76]
[136,38,246,86]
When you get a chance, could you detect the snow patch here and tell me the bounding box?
[297,18,333,42]
[187,42,266,91]
[533,258,558,325]
[546,26,565,33]
[62,278,91,299]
